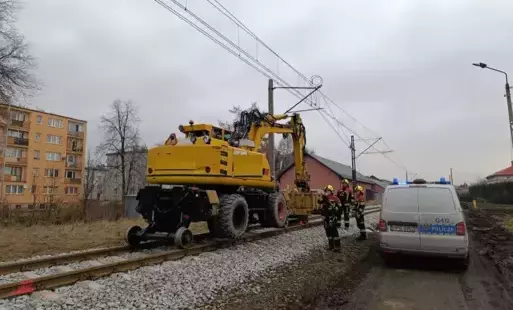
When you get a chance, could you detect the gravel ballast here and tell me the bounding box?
[0,212,379,310]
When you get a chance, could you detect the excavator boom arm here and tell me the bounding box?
[244,112,310,191]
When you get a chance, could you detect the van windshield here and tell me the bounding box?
[418,187,455,213]
[385,188,418,212]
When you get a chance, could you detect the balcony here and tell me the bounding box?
[65,161,82,169]
[65,178,82,184]
[9,119,30,130]
[7,137,29,147]
[5,157,28,165]
[66,145,84,153]
[68,131,85,139]
[3,175,26,182]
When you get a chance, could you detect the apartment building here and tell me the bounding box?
[0,104,87,208]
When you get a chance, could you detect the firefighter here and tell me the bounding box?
[319,185,342,252]
[337,179,352,229]
[354,185,367,240]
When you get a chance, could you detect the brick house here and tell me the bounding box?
[486,164,513,184]
[277,153,387,202]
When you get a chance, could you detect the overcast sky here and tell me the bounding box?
[14,0,513,184]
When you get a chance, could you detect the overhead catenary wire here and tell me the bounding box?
[152,0,415,176]
[201,0,405,168]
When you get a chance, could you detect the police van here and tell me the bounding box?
[378,177,469,269]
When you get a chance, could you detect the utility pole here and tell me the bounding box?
[350,135,357,193]
[472,62,513,164]
[405,171,408,183]
[268,79,275,180]
[506,81,513,165]
[450,168,454,184]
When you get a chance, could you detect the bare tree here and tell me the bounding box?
[0,0,39,103]
[97,99,142,201]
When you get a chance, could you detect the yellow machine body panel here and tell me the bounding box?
[146,135,275,189]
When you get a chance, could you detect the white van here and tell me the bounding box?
[378,178,469,269]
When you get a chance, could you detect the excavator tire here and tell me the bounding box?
[217,194,249,238]
[262,192,288,228]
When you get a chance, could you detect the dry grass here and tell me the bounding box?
[0,217,209,263]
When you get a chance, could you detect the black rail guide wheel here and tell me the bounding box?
[125,225,142,247]
[174,227,194,249]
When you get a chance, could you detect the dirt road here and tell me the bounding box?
[330,242,513,310]
[311,209,513,310]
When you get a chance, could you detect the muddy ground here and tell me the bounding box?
[466,208,513,289]
[203,208,513,309]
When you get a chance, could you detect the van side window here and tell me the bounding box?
[385,188,418,212]
[418,188,455,213]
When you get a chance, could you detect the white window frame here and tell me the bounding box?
[46,152,61,161]
[48,118,63,128]
[6,184,24,194]
[66,170,76,179]
[46,134,62,144]
[36,115,43,124]
[65,186,78,195]
[44,168,59,177]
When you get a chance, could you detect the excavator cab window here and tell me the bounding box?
[186,130,209,138]
[212,127,223,140]
[222,129,232,141]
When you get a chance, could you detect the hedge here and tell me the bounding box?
[466,182,513,205]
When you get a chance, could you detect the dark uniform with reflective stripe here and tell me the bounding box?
[319,193,342,251]
[354,188,367,240]
[337,185,352,229]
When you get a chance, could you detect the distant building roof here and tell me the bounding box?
[486,165,513,179]
[278,153,386,189]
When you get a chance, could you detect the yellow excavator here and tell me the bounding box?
[125,107,319,248]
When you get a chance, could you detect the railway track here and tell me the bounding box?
[0,207,381,300]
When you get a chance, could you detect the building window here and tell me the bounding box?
[67,155,76,164]
[66,170,76,179]
[65,186,78,195]
[68,122,84,132]
[48,118,63,128]
[44,186,57,194]
[33,167,39,177]
[46,152,61,161]
[9,111,26,121]
[6,185,24,194]
[36,115,43,124]
[35,133,41,141]
[44,168,59,177]
[4,166,22,176]
[46,134,62,144]
[5,147,24,158]
[31,185,36,194]
[34,150,40,160]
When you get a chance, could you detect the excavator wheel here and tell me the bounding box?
[262,192,288,228]
[217,194,249,238]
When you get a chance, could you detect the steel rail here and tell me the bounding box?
[0,215,321,275]
[0,209,381,300]
[0,209,381,299]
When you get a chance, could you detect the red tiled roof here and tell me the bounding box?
[487,165,513,178]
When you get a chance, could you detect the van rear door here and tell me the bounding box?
[381,187,421,251]
[418,187,465,253]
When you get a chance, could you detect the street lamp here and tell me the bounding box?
[473,62,513,164]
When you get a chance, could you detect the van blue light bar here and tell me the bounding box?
[392,177,451,185]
